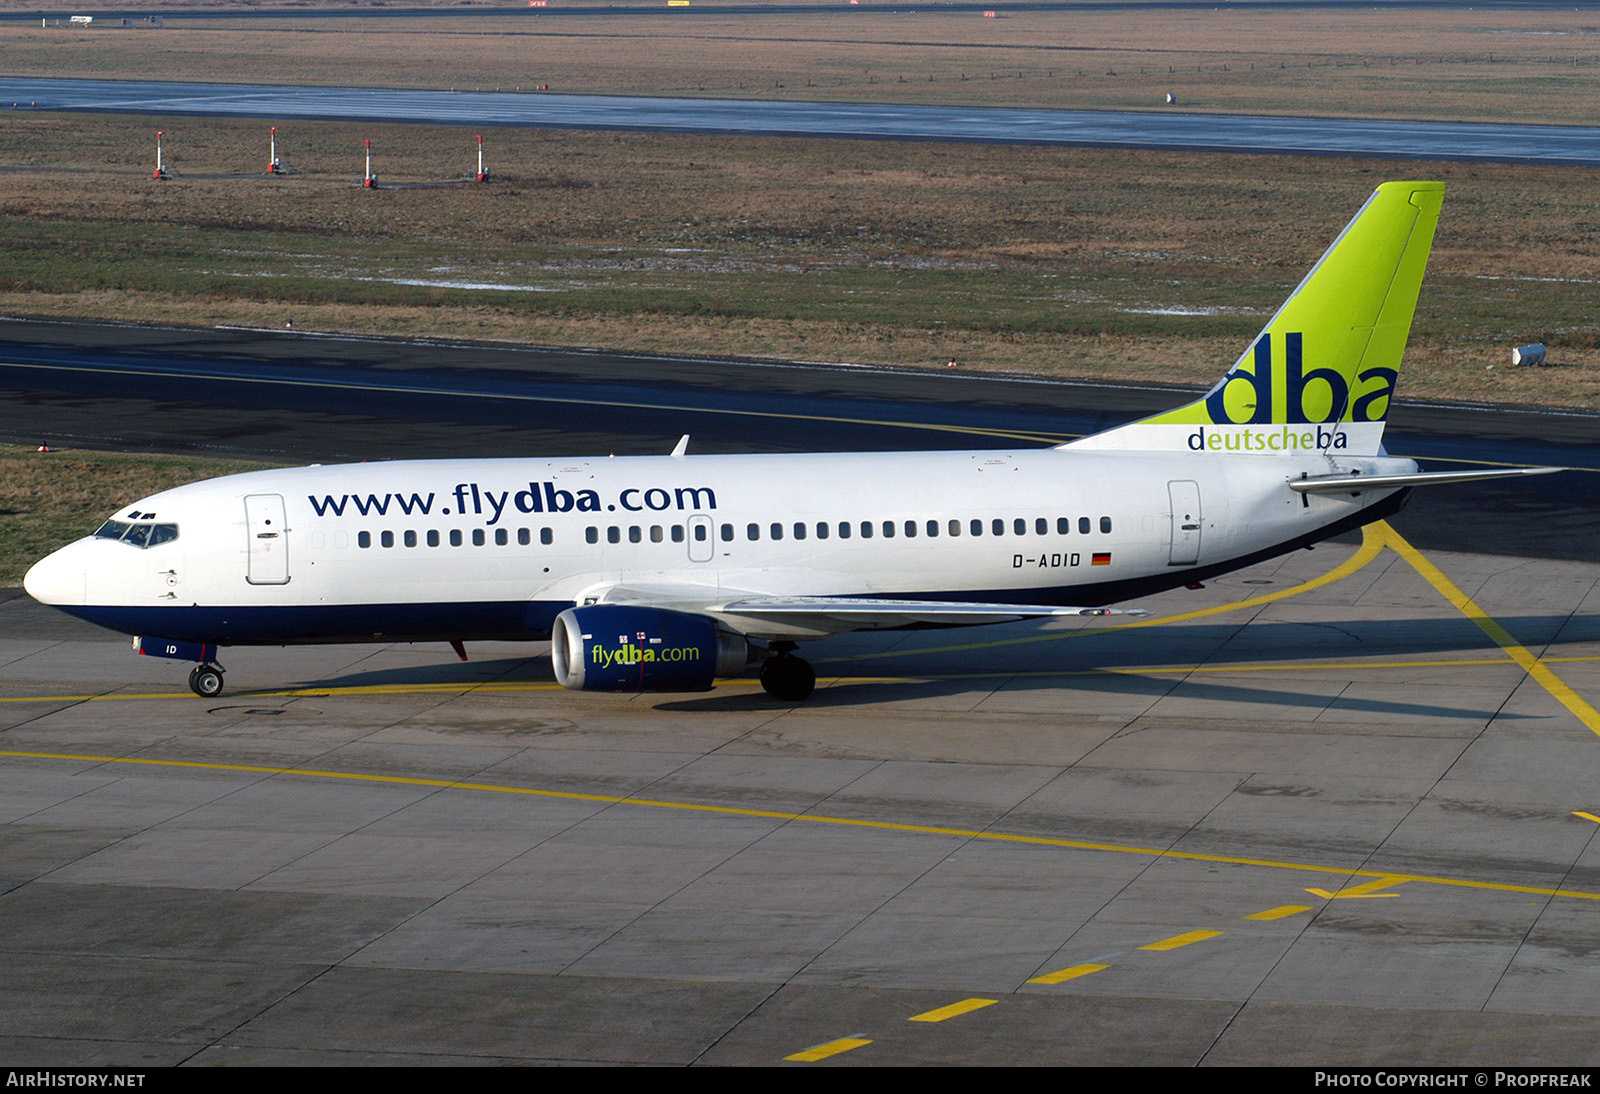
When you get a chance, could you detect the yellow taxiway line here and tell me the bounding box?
[1370,521,1600,740]
[4,746,1599,904]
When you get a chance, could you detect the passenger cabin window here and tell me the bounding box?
[496,528,509,546]
[451,529,463,547]
[517,528,530,546]
[428,530,440,547]
[859,522,872,539]
[970,519,983,537]
[838,522,851,540]
[381,531,395,548]
[541,528,554,545]
[1058,517,1070,534]
[607,527,621,544]
[586,527,599,544]
[794,523,807,541]
[404,530,417,548]
[905,521,917,538]
[473,529,486,547]
[358,531,372,548]
[770,523,783,541]
[1079,517,1091,534]
[721,524,734,542]
[747,523,760,542]
[629,526,642,544]
[816,522,829,540]
[1101,516,1113,533]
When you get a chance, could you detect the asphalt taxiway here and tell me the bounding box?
[3,321,1600,1065]
[11,76,1600,165]
[5,529,1600,1065]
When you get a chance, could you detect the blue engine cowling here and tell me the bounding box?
[551,605,753,692]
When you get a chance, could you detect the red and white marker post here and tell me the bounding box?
[475,134,490,182]
[362,139,377,188]
[267,126,281,175]
[153,130,168,179]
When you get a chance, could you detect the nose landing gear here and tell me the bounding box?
[187,662,225,698]
[759,642,815,702]
[133,638,226,698]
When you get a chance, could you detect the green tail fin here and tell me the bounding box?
[1069,181,1443,455]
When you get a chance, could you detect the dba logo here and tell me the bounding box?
[1204,333,1397,426]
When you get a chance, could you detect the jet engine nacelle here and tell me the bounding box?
[551,605,753,691]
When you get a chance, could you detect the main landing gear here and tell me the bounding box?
[187,662,225,698]
[759,642,815,702]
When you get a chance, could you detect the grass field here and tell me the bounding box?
[5,1,1598,407]
[1,112,1597,407]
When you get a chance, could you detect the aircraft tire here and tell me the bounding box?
[760,654,815,702]
[189,664,224,698]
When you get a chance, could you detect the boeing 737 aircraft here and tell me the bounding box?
[24,181,1557,701]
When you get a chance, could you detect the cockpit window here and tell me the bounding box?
[95,520,179,548]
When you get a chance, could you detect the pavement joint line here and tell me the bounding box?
[785,1036,872,1062]
[1140,929,1223,951]
[907,998,998,1023]
[1372,520,1600,740]
[5,747,1600,903]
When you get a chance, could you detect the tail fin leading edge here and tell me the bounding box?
[1067,181,1444,456]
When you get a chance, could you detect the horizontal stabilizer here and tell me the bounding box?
[1287,466,1563,494]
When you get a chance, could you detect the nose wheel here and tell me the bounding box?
[759,645,815,702]
[188,663,225,698]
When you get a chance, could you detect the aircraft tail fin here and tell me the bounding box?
[1065,181,1444,457]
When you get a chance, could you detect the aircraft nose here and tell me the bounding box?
[23,543,87,607]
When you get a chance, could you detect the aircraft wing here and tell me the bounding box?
[592,584,1146,637]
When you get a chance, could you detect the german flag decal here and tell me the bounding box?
[1091,552,1112,566]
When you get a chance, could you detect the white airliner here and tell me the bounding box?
[24,181,1557,701]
